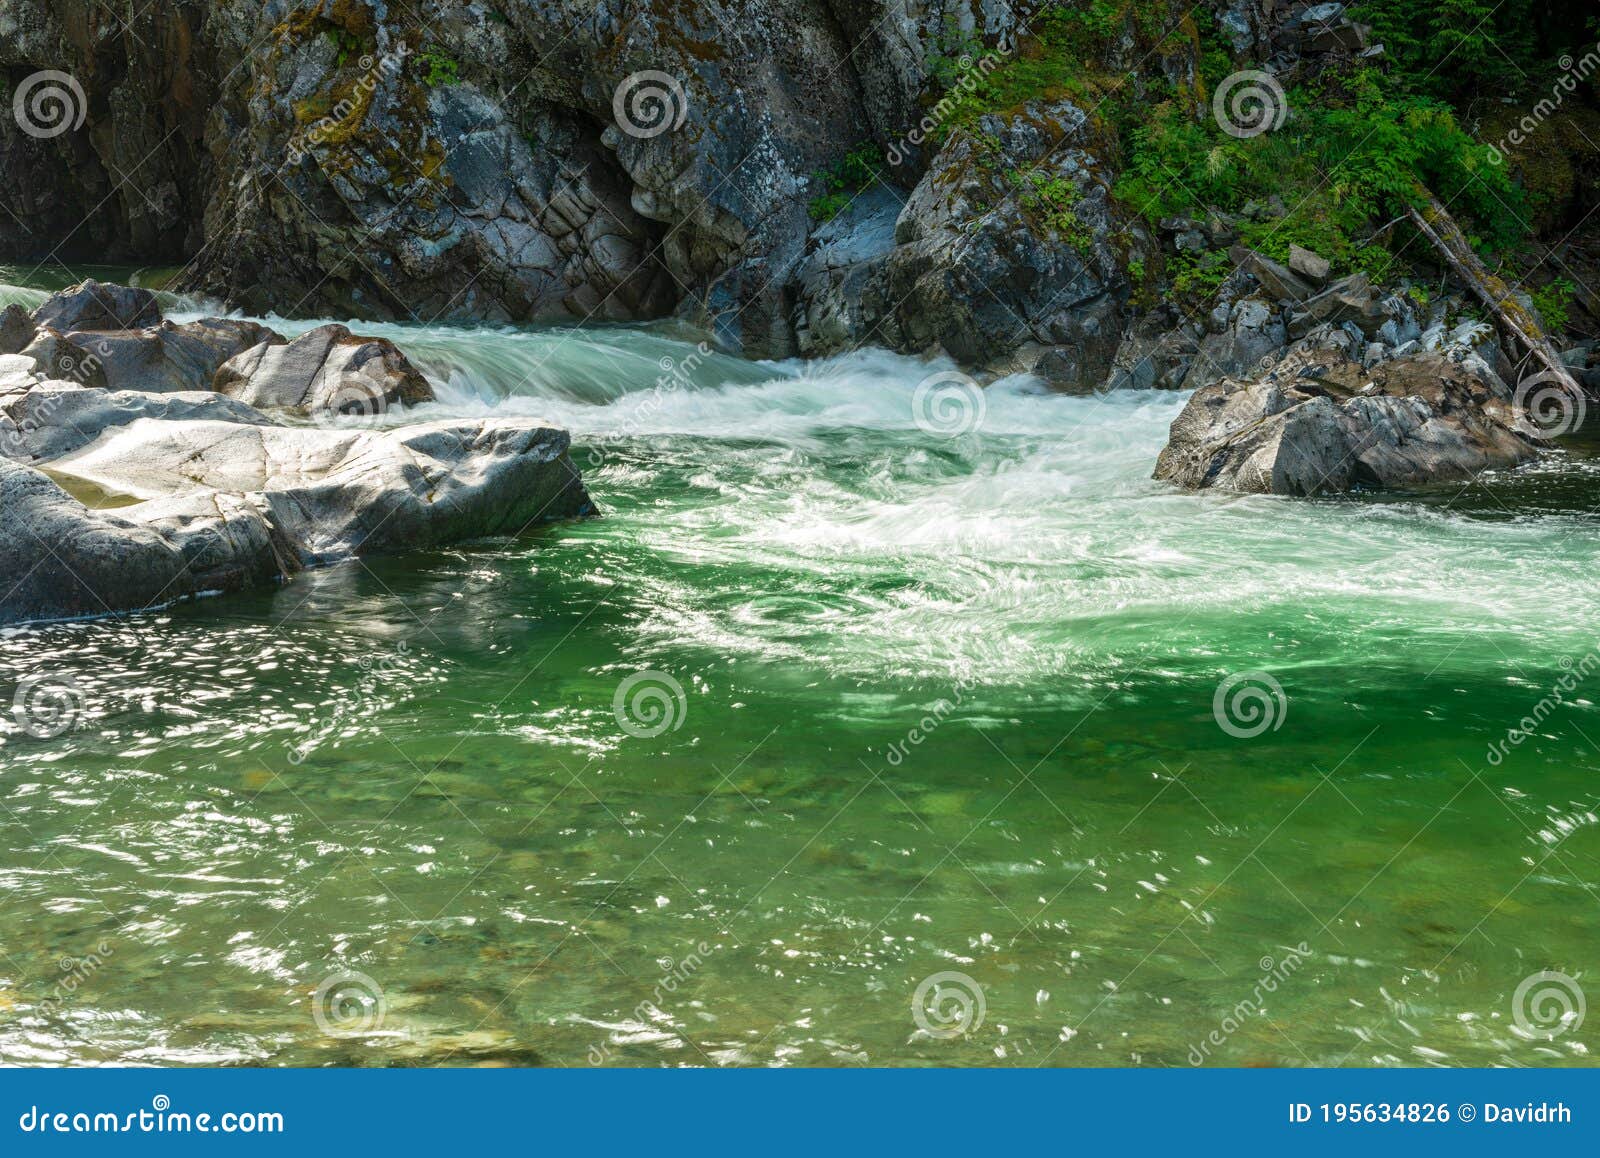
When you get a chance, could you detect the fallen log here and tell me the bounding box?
[1404,190,1581,396]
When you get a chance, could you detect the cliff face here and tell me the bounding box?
[0,0,1176,378]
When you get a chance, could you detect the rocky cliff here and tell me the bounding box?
[0,0,1171,381]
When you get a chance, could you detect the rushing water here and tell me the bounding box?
[1,270,1598,1067]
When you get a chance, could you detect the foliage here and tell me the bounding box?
[1530,279,1576,333]
[1350,0,1574,102]
[1011,170,1093,251]
[416,48,461,87]
[324,29,364,69]
[1113,68,1527,283]
[807,146,885,222]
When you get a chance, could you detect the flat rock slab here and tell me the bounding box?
[3,418,591,623]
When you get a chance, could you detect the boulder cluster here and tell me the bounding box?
[0,282,591,625]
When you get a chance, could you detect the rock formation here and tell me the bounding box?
[0,281,591,624]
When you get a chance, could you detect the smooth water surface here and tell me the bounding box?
[1,274,1597,1066]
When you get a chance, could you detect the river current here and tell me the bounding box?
[1,272,1596,1065]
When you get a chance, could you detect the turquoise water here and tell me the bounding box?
[1,285,1598,1066]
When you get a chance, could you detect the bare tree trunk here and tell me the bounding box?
[1404,191,1580,395]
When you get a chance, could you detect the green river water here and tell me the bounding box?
[0,270,1597,1066]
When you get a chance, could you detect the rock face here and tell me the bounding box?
[0,1,1174,377]
[0,284,592,625]
[214,324,434,417]
[796,99,1137,385]
[1153,331,1545,495]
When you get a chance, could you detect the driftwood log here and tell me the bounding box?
[1405,191,1582,396]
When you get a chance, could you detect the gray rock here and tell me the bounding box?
[1290,274,1388,337]
[798,98,1132,386]
[1154,347,1542,495]
[1288,244,1332,284]
[2,384,275,463]
[1107,309,1199,390]
[214,324,434,416]
[23,318,282,394]
[793,188,900,358]
[1180,296,1288,390]
[30,279,161,332]
[0,304,35,354]
[49,418,591,564]
[4,418,592,624]
[0,459,283,624]
[1231,247,1317,304]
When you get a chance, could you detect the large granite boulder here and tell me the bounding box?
[2,417,591,623]
[795,98,1136,387]
[0,459,284,623]
[48,418,589,561]
[28,279,161,332]
[19,318,280,393]
[214,324,434,417]
[1154,336,1545,495]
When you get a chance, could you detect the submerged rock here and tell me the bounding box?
[1153,337,1545,495]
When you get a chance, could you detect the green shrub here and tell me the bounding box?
[1530,279,1576,333]
[417,48,461,87]
[807,145,886,222]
